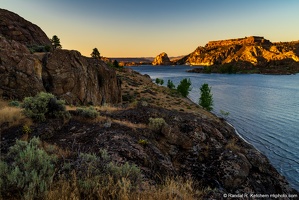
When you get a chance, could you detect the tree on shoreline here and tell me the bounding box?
[155,78,164,85]
[167,80,175,89]
[177,78,192,97]
[199,83,213,111]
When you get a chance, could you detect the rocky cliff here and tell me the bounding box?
[0,9,121,105]
[152,52,172,65]
[42,49,121,105]
[183,36,299,74]
[0,8,51,47]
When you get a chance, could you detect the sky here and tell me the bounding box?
[1,0,299,57]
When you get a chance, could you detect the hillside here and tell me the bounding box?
[182,36,299,74]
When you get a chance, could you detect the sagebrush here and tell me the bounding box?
[22,92,70,122]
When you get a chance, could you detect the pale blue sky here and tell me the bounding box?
[1,0,299,57]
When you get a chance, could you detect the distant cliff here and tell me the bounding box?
[182,36,299,74]
[152,52,172,65]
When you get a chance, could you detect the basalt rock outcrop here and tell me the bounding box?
[152,52,172,65]
[0,9,121,105]
[183,36,299,74]
[0,8,51,47]
[42,49,122,105]
[0,36,45,99]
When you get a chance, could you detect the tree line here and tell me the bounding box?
[155,78,213,111]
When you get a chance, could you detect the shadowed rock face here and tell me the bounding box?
[0,8,51,47]
[0,36,45,99]
[0,9,121,105]
[152,52,172,65]
[42,49,122,105]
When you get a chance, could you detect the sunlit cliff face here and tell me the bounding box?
[186,37,299,66]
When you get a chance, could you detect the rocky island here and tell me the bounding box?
[152,52,172,66]
[0,8,298,199]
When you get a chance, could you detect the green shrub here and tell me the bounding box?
[76,106,99,119]
[177,78,192,97]
[167,80,175,89]
[149,117,167,131]
[107,162,141,186]
[138,139,148,146]
[220,110,230,119]
[28,45,51,53]
[0,137,57,199]
[8,100,20,107]
[71,151,141,197]
[22,92,70,122]
[22,125,32,134]
[155,78,164,85]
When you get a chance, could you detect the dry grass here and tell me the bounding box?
[46,175,209,200]
[0,106,31,129]
[113,119,147,130]
[134,177,209,200]
[0,99,8,109]
[225,139,241,153]
[97,104,124,112]
[66,104,124,112]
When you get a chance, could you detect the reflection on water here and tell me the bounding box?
[130,65,299,190]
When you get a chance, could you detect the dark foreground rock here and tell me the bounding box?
[2,103,298,198]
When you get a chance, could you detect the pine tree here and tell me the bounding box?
[91,48,101,59]
[51,35,62,49]
[199,83,213,111]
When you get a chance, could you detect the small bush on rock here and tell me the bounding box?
[149,117,167,132]
[76,107,99,119]
[22,92,70,122]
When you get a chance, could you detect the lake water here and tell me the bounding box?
[130,65,299,191]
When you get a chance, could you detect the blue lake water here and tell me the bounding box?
[130,65,299,191]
